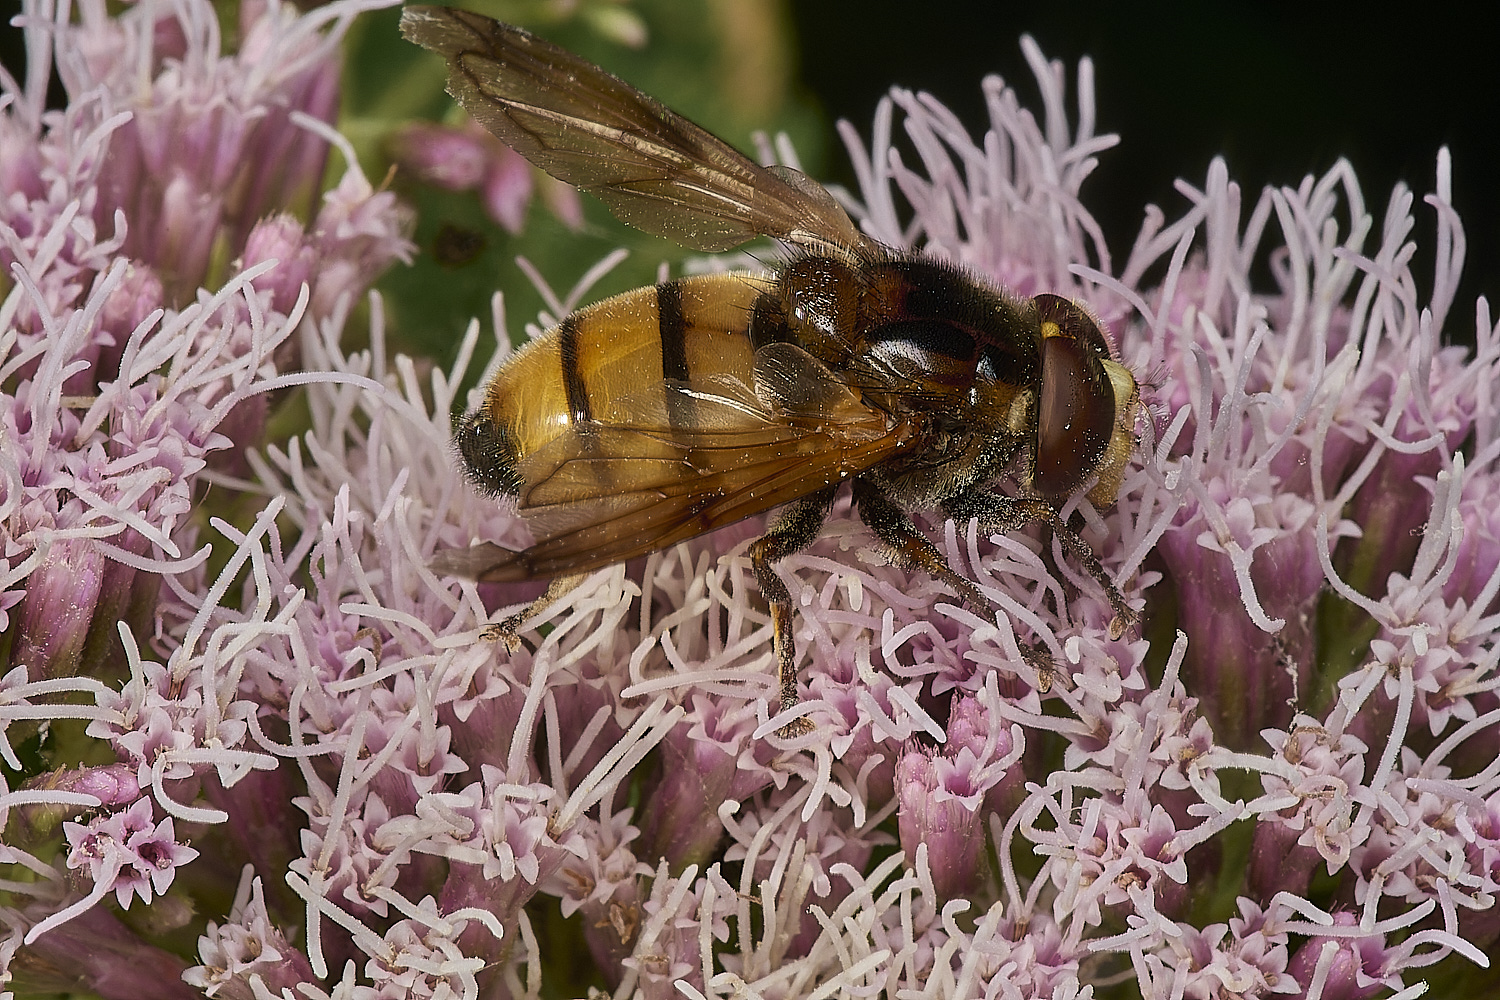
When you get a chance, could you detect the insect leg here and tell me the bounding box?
[749,485,838,737]
[943,491,1136,639]
[851,479,988,611]
[481,573,588,649]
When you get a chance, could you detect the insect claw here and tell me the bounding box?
[478,573,587,652]
[776,716,816,740]
[1105,592,1139,640]
[481,620,524,651]
[1020,640,1064,693]
[955,577,990,612]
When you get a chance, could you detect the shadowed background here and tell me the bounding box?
[791,1,1500,341]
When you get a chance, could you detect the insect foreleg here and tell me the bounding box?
[943,491,1135,639]
[749,485,838,737]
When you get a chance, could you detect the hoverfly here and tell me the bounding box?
[402,6,1141,737]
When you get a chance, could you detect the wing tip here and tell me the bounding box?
[400,5,512,54]
[430,541,529,582]
[397,4,446,42]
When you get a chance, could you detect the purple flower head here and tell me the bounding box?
[547,808,652,985]
[391,121,494,191]
[0,0,412,703]
[639,694,776,867]
[240,212,318,318]
[55,796,198,922]
[1458,788,1500,947]
[894,697,1022,903]
[7,7,1500,999]
[13,533,108,680]
[1,0,412,988]
[1130,899,1295,998]
[46,0,357,303]
[1250,722,1372,895]
[183,868,318,998]
[1284,911,1404,1000]
[620,862,732,1000]
[303,149,415,321]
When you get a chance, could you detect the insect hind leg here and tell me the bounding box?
[749,485,838,737]
[481,573,588,649]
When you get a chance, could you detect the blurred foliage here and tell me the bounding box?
[342,0,830,386]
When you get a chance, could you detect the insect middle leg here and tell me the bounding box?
[749,485,838,737]
[852,481,1067,692]
[943,490,1136,638]
[851,479,989,611]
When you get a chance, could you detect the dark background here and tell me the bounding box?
[790,2,1500,341]
[3,1,1497,339]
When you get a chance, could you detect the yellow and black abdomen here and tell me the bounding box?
[456,271,773,510]
[451,267,911,581]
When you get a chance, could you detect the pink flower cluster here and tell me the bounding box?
[1,4,1497,1000]
[60,796,199,912]
[0,0,411,995]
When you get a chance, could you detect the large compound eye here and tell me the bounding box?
[1032,294,1116,502]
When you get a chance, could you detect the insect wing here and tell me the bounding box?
[400,5,862,253]
[466,344,914,582]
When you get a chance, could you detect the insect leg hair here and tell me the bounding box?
[481,573,588,649]
[943,490,1136,639]
[748,484,838,737]
[851,478,988,611]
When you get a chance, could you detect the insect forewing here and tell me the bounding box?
[471,342,914,581]
[400,5,863,253]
